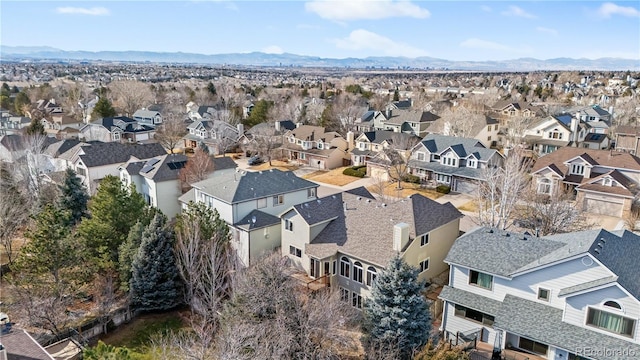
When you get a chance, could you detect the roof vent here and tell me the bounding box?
[269,169,273,172]
[317,199,321,204]
[382,203,387,207]
[357,196,361,200]
[486,229,494,234]
[251,216,256,224]
[600,237,606,243]
[503,232,510,237]
[597,242,604,248]
[594,248,601,254]
[366,199,371,203]
[332,195,336,199]
[259,171,262,174]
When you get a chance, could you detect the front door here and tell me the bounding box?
[310,258,320,278]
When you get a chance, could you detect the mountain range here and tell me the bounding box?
[2,45,638,71]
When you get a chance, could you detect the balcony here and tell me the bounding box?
[290,271,329,292]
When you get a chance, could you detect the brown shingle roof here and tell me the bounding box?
[531,147,640,174]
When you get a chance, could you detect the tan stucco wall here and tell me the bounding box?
[402,219,460,283]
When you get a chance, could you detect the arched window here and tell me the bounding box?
[367,266,377,286]
[353,261,363,283]
[604,300,622,310]
[537,178,551,194]
[340,256,350,278]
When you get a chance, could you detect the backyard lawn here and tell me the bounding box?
[98,311,185,353]
[367,181,443,200]
[302,167,364,186]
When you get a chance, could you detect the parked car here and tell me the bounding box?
[248,155,263,166]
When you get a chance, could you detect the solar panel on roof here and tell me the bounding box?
[146,158,161,166]
[141,165,154,173]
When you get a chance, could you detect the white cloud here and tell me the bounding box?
[481,5,492,13]
[501,5,536,19]
[459,38,532,54]
[536,27,558,36]
[263,45,284,54]
[331,29,428,58]
[597,2,640,18]
[56,7,110,16]
[305,0,430,21]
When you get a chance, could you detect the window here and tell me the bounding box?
[76,167,86,176]
[307,188,316,198]
[419,258,429,273]
[417,152,426,161]
[366,266,377,286]
[537,178,551,195]
[353,261,363,283]
[112,132,120,141]
[317,143,323,150]
[487,136,492,141]
[300,152,306,160]
[289,245,301,258]
[469,270,493,289]
[273,194,284,206]
[257,197,267,208]
[332,260,337,275]
[467,159,477,168]
[340,257,351,278]
[442,155,457,167]
[537,288,550,302]
[340,287,349,302]
[494,124,498,131]
[518,337,548,356]
[604,300,622,309]
[487,125,491,131]
[586,308,635,337]
[571,164,585,175]
[420,233,429,246]
[352,293,363,309]
[436,174,451,183]
[603,178,612,186]
[289,136,295,143]
[431,154,440,161]
[359,142,366,150]
[454,304,494,327]
[310,258,320,278]
[549,131,563,139]
[285,219,293,231]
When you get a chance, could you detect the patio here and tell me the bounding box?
[470,342,547,360]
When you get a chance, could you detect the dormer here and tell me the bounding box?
[288,135,295,143]
[466,155,478,168]
[440,150,459,167]
[546,127,564,140]
[563,155,595,178]
[316,139,323,150]
[302,141,313,150]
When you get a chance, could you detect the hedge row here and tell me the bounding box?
[436,185,451,194]
[343,166,367,178]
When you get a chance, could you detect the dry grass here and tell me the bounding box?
[367,181,443,200]
[457,200,480,212]
[250,159,300,172]
[1,236,27,265]
[302,167,363,187]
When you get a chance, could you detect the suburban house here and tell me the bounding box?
[41,114,84,139]
[186,102,223,121]
[614,126,640,155]
[35,98,63,115]
[490,100,544,121]
[182,119,242,155]
[429,113,500,149]
[57,141,167,194]
[350,130,421,168]
[281,189,463,308]
[531,147,640,217]
[79,116,156,143]
[0,113,31,135]
[408,134,504,194]
[440,227,640,360]
[574,105,613,124]
[119,154,188,218]
[281,125,351,169]
[238,120,296,156]
[523,116,580,156]
[379,108,440,138]
[354,110,387,133]
[0,134,26,162]
[132,109,162,127]
[179,168,319,266]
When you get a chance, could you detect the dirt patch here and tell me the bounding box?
[98,311,185,351]
[249,159,299,172]
[457,200,479,212]
[303,167,362,186]
[367,181,443,200]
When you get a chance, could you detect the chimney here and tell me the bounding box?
[296,122,302,128]
[0,344,6,360]
[346,131,355,150]
[393,223,410,252]
[570,116,579,143]
[237,123,244,135]
[275,121,281,132]
[385,107,392,119]
[576,112,582,122]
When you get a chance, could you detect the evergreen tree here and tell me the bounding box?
[91,97,117,119]
[207,81,217,96]
[130,213,181,311]
[77,175,148,270]
[57,168,89,225]
[363,254,431,359]
[117,221,145,292]
[83,341,132,360]
[393,89,400,101]
[25,117,45,136]
[244,99,273,127]
[14,91,30,115]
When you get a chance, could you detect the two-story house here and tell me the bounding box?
[354,110,387,133]
[0,112,31,135]
[282,125,350,170]
[490,100,544,121]
[430,113,500,149]
[523,116,579,155]
[119,154,188,218]
[179,168,319,266]
[41,114,84,139]
[57,141,167,194]
[182,119,242,155]
[531,147,640,217]
[408,134,504,194]
[281,189,462,309]
[440,227,640,360]
[79,116,156,143]
[350,130,421,167]
[132,109,163,127]
[379,108,440,138]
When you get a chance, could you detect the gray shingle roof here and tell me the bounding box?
[191,168,317,204]
[417,134,497,161]
[344,186,376,200]
[361,130,420,146]
[235,209,281,230]
[558,275,619,297]
[0,328,55,360]
[408,160,487,180]
[212,156,238,171]
[494,294,640,360]
[439,285,502,315]
[140,154,188,182]
[293,193,342,226]
[77,142,167,167]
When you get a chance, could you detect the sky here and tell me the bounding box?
[1,1,640,61]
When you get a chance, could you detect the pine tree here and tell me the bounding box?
[57,168,89,225]
[363,254,431,359]
[91,97,117,119]
[117,221,145,292]
[393,89,400,101]
[129,213,181,311]
[25,117,45,136]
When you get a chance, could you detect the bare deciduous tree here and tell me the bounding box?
[439,107,479,138]
[0,162,29,265]
[110,80,153,117]
[519,189,593,236]
[504,116,533,148]
[179,148,214,192]
[476,149,530,230]
[154,113,187,153]
[382,134,421,190]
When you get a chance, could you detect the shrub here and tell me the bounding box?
[343,166,366,178]
[436,185,451,194]
[402,174,421,184]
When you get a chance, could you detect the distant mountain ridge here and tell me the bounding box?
[2,45,638,71]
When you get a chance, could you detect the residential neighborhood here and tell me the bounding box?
[1,62,639,360]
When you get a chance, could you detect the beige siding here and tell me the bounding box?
[248,224,282,264]
[403,219,460,283]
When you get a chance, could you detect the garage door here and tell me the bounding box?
[369,166,389,182]
[454,178,477,194]
[584,198,623,217]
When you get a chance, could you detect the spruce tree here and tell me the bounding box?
[129,213,181,311]
[117,221,145,292]
[91,97,117,119]
[363,254,431,359]
[57,168,89,225]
